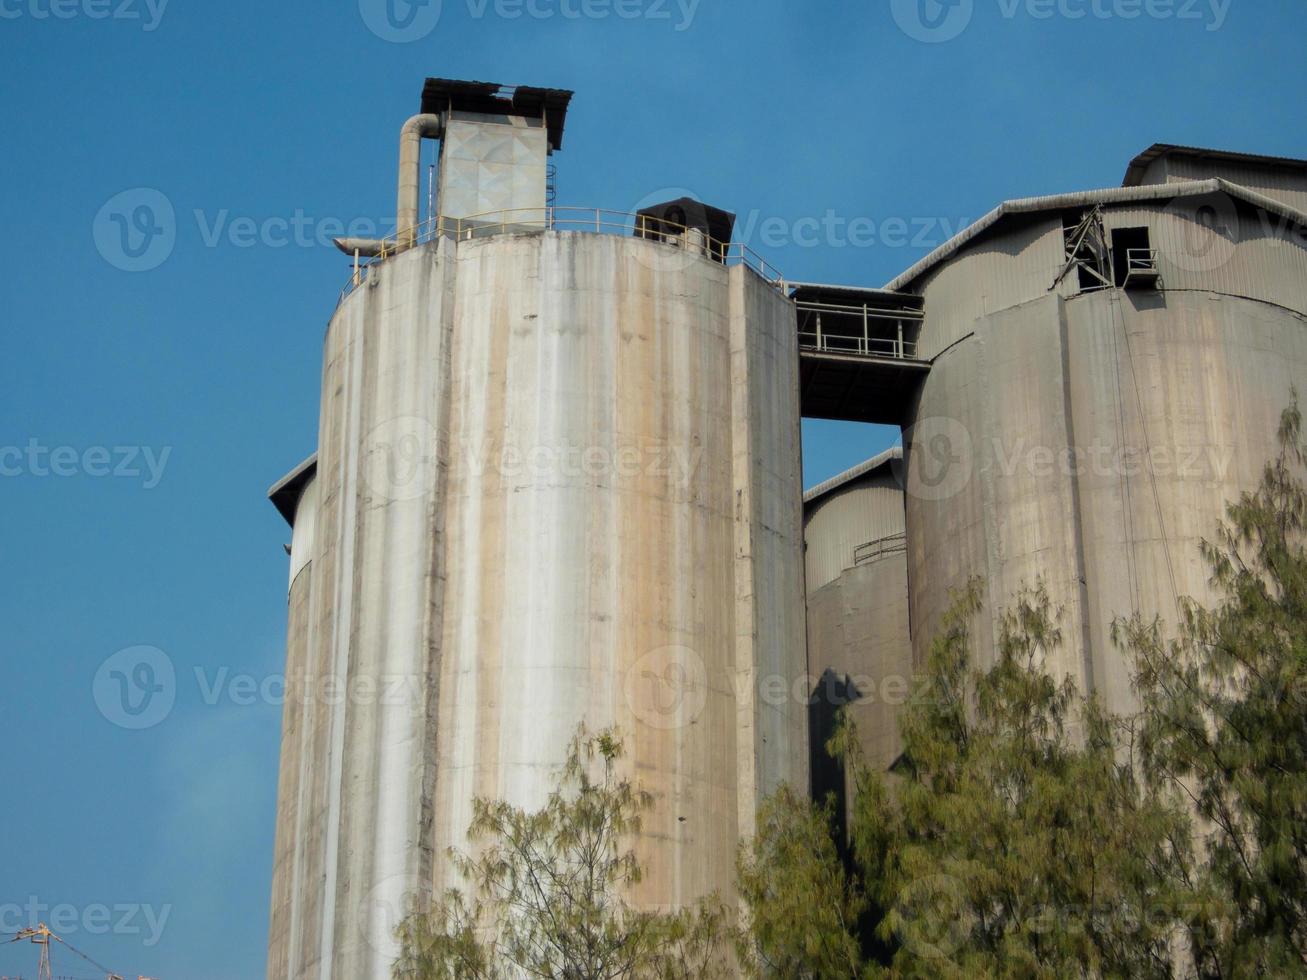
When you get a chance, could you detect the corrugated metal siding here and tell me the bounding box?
[915,217,1064,359]
[804,474,906,594]
[914,204,1307,366]
[1162,158,1307,215]
[1103,205,1307,315]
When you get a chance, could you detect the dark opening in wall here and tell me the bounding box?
[1111,226,1153,287]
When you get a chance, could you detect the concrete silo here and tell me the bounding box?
[889,148,1307,715]
[265,79,807,979]
[792,147,1307,777]
[801,448,911,826]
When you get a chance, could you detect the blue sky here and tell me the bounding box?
[1,1,1302,976]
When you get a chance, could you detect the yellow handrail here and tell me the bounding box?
[338,206,788,304]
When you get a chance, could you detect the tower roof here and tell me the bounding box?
[420,77,574,151]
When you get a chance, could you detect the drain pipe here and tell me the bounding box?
[335,113,445,258]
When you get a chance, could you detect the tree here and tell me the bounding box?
[739,396,1307,978]
[739,583,1185,978]
[393,728,729,980]
[1116,393,1307,977]
[735,783,870,978]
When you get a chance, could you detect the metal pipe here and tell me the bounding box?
[334,113,444,257]
[396,114,444,243]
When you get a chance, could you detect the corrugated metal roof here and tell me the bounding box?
[803,445,902,505]
[1123,143,1307,187]
[884,179,1307,293]
[421,77,574,150]
[787,280,922,306]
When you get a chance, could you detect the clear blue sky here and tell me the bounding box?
[1,1,1302,976]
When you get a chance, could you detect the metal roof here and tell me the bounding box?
[269,454,317,527]
[788,281,922,308]
[1123,143,1307,187]
[421,77,574,151]
[803,445,902,506]
[884,178,1307,293]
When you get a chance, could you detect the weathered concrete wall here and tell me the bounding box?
[906,232,1307,716]
[802,455,912,779]
[805,556,912,774]
[268,240,457,980]
[267,232,806,979]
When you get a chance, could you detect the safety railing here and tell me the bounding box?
[1126,247,1159,271]
[852,532,907,567]
[1122,247,1161,289]
[338,207,788,304]
[795,299,923,361]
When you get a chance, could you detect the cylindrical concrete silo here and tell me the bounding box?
[891,173,1307,715]
[802,447,911,782]
[265,78,807,980]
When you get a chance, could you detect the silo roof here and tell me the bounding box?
[1123,143,1307,187]
[884,178,1307,293]
[421,77,574,150]
[269,453,317,527]
[803,445,902,507]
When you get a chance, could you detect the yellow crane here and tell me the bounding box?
[3,922,152,980]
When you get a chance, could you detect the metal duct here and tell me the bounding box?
[334,113,444,256]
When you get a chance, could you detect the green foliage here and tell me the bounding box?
[739,395,1307,978]
[735,784,870,978]
[394,727,729,980]
[864,581,1182,978]
[1116,392,1307,976]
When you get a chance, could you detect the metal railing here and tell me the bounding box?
[1122,247,1161,289]
[796,299,923,361]
[853,532,907,567]
[1125,247,1159,273]
[338,207,788,303]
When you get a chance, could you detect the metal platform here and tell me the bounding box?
[790,282,930,425]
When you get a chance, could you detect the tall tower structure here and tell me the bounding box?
[265,78,808,980]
